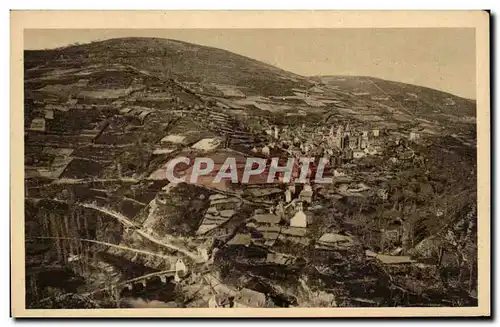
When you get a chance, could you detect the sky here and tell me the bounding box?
[24,28,476,99]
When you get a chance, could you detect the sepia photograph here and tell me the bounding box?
[10,11,490,317]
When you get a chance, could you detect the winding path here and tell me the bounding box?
[27,236,173,260]
[27,197,204,263]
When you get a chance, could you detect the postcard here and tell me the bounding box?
[10,10,490,318]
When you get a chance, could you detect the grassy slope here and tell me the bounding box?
[25,37,310,96]
[315,75,476,117]
[25,37,476,118]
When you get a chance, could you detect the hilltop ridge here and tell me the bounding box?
[25,37,310,97]
[25,37,475,122]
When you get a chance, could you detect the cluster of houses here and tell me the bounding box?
[248,122,385,168]
[196,194,241,235]
[219,183,315,250]
[249,119,425,169]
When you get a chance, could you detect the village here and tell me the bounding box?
[23,38,478,309]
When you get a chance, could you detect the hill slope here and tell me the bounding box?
[314,75,476,117]
[25,37,476,126]
[25,37,310,96]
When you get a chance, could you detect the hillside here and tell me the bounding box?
[25,37,310,97]
[24,37,476,132]
[314,75,476,118]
